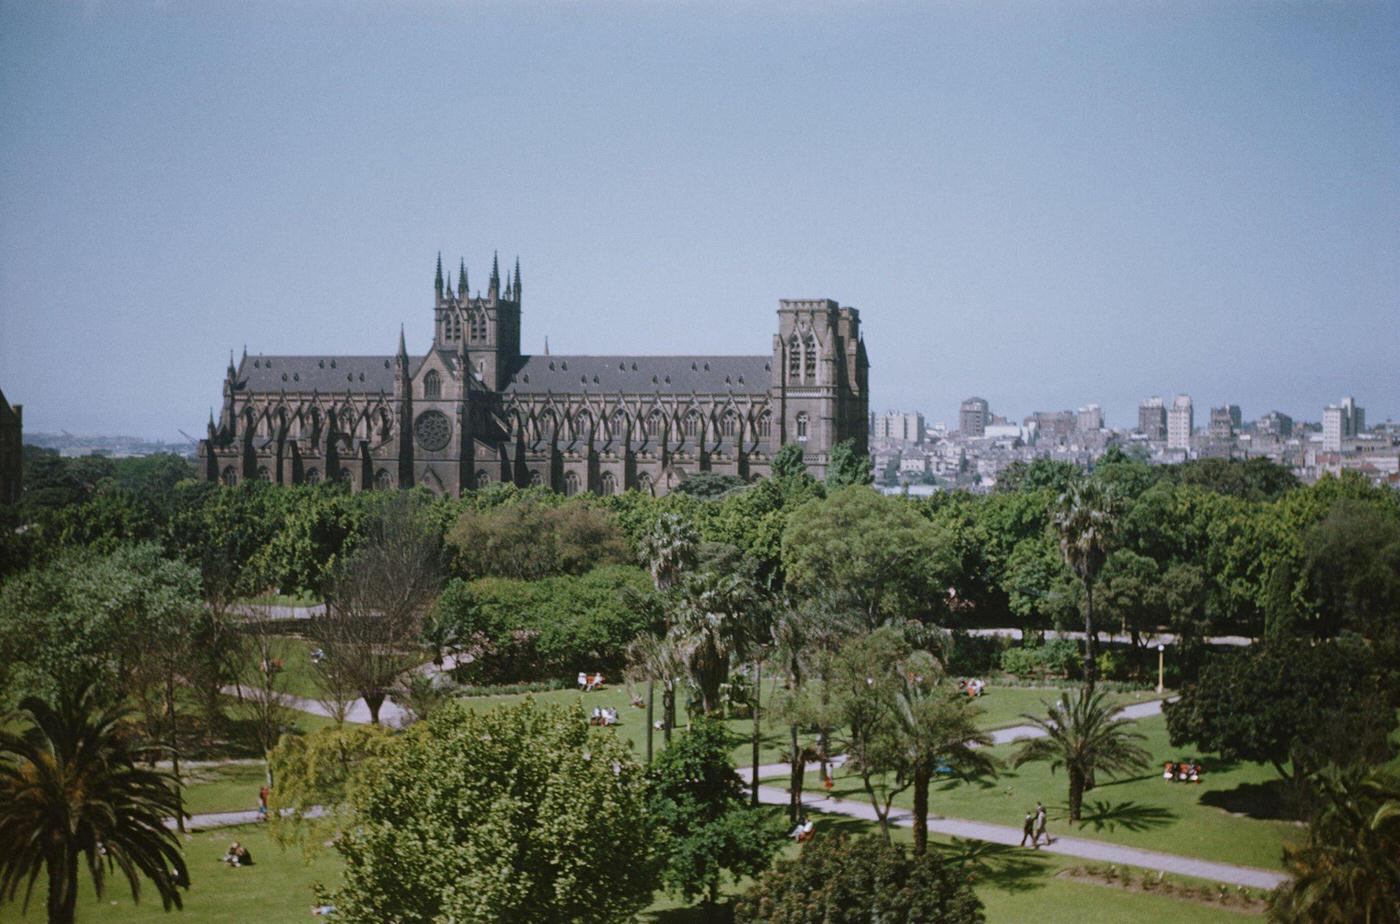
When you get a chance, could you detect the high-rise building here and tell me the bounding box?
[1209,406,1237,440]
[1077,404,1104,432]
[1323,405,1345,452]
[1138,396,1167,441]
[959,397,990,437]
[1341,396,1365,436]
[875,410,925,444]
[1256,411,1293,439]
[1167,395,1194,451]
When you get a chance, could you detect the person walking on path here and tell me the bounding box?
[1034,801,1048,846]
[258,785,269,821]
[1019,810,1036,848]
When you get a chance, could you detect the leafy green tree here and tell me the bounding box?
[674,472,749,498]
[736,834,985,924]
[1096,549,1162,653]
[1269,765,1400,923]
[783,487,956,628]
[328,700,656,923]
[994,458,1078,495]
[832,627,914,842]
[771,442,808,482]
[1011,686,1152,822]
[669,566,767,715]
[825,438,873,488]
[648,717,784,909]
[639,511,699,593]
[267,723,397,858]
[447,498,628,580]
[1053,479,1119,692]
[0,683,188,924]
[1165,638,1395,791]
[1300,499,1400,640]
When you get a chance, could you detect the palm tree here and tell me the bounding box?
[1053,479,1119,693]
[1270,765,1400,922]
[668,568,762,716]
[1011,686,1151,822]
[0,683,188,924]
[625,631,686,752]
[893,652,996,856]
[637,513,699,761]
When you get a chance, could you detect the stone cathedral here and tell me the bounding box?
[199,253,869,496]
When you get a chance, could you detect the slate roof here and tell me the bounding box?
[237,356,401,395]
[504,355,772,396]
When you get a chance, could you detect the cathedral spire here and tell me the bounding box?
[227,350,236,378]
[513,257,522,304]
[489,251,500,300]
[434,252,444,296]
[397,323,408,359]
[458,259,468,298]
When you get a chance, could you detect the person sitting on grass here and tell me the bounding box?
[578,672,589,690]
[222,842,254,867]
[1187,759,1202,783]
[1163,760,1175,781]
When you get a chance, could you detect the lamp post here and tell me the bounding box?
[1156,643,1166,695]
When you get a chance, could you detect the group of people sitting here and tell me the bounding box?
[221,842,254,867]
[1163,759,1204,783]
[590,706,620,726]
[957,678,987,697]
[577,671,606,691]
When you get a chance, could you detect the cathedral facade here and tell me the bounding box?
[199,254,869,496]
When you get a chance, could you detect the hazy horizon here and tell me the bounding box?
[2,2,1397,440]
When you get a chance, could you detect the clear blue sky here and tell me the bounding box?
[2,1,1396,439]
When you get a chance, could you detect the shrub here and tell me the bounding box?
[999,639,1080,678]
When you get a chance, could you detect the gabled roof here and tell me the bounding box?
[504,355,771,396]
[237,356,402,395]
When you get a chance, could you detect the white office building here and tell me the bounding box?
[1167,395,1194,451]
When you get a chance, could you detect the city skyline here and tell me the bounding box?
[2,3,1397,440]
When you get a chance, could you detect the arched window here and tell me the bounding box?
[450,313,461,341]
[803,333,817,380]
[646,409,664,438]
[537,410,556,443]
[304,468,321,485]
[528,469,543,486]
[469,309,487,342]
[788,334,801,378]
[721,409,738,438]
[256,466,271,482]
[758,410,772,439]
[220,465,238,487]
[563,471,580,496]
[574,411,593,442]
[683,409,701,439]
[636,471,654,495]
[374,469,392,490]
[796,412,809,442]
[423,370,441,400]
[475,469,492,489]
[339,408,355,437]
[611,409,628,441]
[600,471,617,496]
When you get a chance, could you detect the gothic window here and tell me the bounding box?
[574,411,593,442]
[339,408,355,437]
[305,468,321,485]
[563,471,580,496]
[374,469,392,490]
[796,412,809,442]
[537,410,556,443]
[646,409,664,438]
[758,410,772,439]
[423,370,442,400]
[721,409,738,439]
[529,470,543,486]
[220,465,238,487]
[803,334,817,380]
[788,334,801,378]
[256,466,271,482]
[475,469,492,489]
[600,471,617,496]
[636,471,654,495]
[414,410,452,452]
[611,409,628,441]
[683,409,701,439]
[469,309,486,342]
[450,314,461,341]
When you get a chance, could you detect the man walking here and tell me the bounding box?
[1034,801,1048,847]
[1019,810,1036,848]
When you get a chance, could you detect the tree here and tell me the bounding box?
[235,606,299,782]
[327,700,656,923]
[1164,638,1394,792]
[1300,499,1400,640]
[736,834,985,924]
[267,723,396,858]
[832,627,914,842]
[639,511,699,593]
[1269,765,1400,923]
[783,487,957,628]
[0,683,188,924]
[648,717,784,910]
[771,443,808,483]
[447,498,629,580]
[674,472,748,498]
[1011,686,1152,822]
[825,438,873,488]
[313,495,444,724]
[669,566,766,715]
[1053,479,1119,692]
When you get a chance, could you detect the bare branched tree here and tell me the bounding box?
[236,607,298,785]
[312,495,444,726]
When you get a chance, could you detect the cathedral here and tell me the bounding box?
[199,254,869,496]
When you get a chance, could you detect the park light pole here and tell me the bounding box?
[1156,643,1166,694]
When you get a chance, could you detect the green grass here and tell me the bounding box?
[180,762,268,817]
[235,636,322,699]
[768,713,1301,871]
[965,686,1161,731]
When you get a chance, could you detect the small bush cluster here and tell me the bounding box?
[999,639,1080,678]
[1065,864,1266,910]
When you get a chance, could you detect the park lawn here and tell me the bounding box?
[967,685,1160,731]
[770,713,1301,871]
[180,762,268,817]
[235,636,323,699]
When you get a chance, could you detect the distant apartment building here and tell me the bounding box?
[1208,405,1238,440]
[1256,410,1293,439]
[875,410,925,444]
[1028,410,1076,443]
[1341,396,1365,436]
[1077,404,1104,432]
[1138,396,1167,441]
[1323,397,1367,452]
[959,397,990,437]
[1167,395,1194,451]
